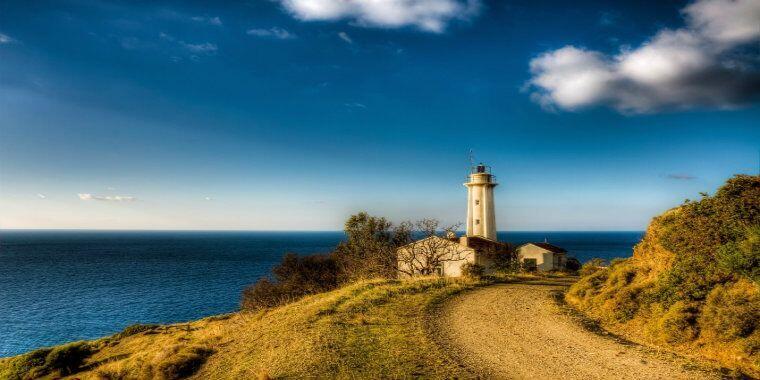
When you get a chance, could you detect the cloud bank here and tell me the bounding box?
[78,193,137,202]
[277,0,481,33]
[528,0,760,114]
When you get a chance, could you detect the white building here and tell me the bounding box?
[397,164,510,277]
[517,242,567,271]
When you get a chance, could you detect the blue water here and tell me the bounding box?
[0,230,642,357]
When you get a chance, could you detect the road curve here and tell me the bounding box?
[431,278,718,380]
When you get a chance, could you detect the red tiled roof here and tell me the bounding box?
[524,242,567,253]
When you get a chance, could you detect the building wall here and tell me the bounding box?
[396,237,475,277]
[517,244,556,271]
[465,173,497,240]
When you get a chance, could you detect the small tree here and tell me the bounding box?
[565,257,581,272]
[332,212,409,282]
[396,219,470,276]
[461,262,485,278]
[241,253,339,310]
[480,244,519,273]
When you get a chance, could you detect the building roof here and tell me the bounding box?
[519,242,567,254]
[396,235,474,251]
[460,235,511,253]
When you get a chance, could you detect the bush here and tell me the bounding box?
[0,348,51,380]
[657,301,699,344]
[700,279,760,340]
[717,226,760,284]
[44,341,93,376]
[579,258,606,276]
[610,286,643,322]
[241,253,340,310]
[155,345,214,380]
[115,323,159,339]
[461,262,485,278]
[332,212,404,282]
[564,257,581,272]
[241,278,290,310]
[657,175,759,304]
[566,175,760,374]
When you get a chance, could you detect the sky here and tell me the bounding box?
[0,0,758,231]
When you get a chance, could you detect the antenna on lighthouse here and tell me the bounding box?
[468,149,475,171]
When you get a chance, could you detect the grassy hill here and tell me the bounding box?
[566,175,760,377]
[0,277,482,380]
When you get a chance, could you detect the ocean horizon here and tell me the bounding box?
[0,230,643,357]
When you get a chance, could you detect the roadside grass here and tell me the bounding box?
[1,276,498,380]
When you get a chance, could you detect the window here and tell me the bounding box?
[475,219,480,225]
[475,199,480,205]
[523,258,537,272]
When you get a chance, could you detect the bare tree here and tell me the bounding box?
[396,219,471,276]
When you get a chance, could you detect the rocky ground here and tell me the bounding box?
[431,278,721,380]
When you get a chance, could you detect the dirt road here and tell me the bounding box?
[431,278,718,379]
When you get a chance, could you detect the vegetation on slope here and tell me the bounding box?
[566,175,760,376]
[0,277,483,380]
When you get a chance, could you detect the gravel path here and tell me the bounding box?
[432,278,719,380]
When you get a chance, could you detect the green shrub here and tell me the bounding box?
[0,348,51,380]
[115,323,159,339]
[700,279,759,340]
[241,253,340,311]
[657,301,699,344]
[0,342,93,379]
[564,257,581,272]
[44,341,93,376]
[566,175,760,374]
[717,226,760,284]
[657,175,759,304]
[610,286,643,322]
[579,258,606,276]
[461,262,485,278]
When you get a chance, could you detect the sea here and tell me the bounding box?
[0,230,643,357]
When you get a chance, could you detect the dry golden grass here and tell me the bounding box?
[1,277,483,380]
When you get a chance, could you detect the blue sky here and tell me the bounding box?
[0,0,758,230]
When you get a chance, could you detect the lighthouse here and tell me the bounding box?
[465,163,498,240]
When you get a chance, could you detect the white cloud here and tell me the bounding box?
[527,0,760,114]
[204,196,213,201]
[191,16,223,26]
[37,193,46,199]
[78,193,137,202]
[0,33,14,44]
[247,27,296,39]
[683,0,760,45]
[338,31,353,44]
[277,0,481,33]
[180,41,217,53]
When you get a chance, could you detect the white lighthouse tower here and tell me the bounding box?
[465,163,498,240]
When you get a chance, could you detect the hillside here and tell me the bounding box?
[0,277,480,380]
[566,175,760,377]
